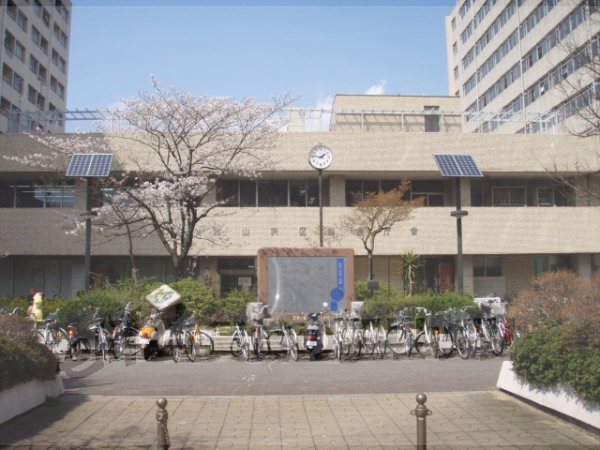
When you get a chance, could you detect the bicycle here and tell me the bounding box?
[191,321,215,358]
[412,307,444,357]
[230,315,250,361]
[471,304,505,357]
[331,310,346,361]
[362,316,387,359]
[251,304,270,358]
[342,313,363,359]
[36,309,69,355]
[266,312,299,361]
[170,314,198,362]
[88,311,111,361]
[386,309,417,357]
[446,307,472,359]
[112,302,139,360]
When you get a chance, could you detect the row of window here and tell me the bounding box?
[0,96,64,131]
[462,0,582,97]
[7,1,69,48]
[0,185,74,208]
[466,7,593,121]
[462,0,522,71]
[216,179,328,208]
[460,0,499,46]
[474,33,599,132]
[459,0,472,20]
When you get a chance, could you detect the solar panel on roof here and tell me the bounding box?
[66,154,113,177]
[433,154,483,178]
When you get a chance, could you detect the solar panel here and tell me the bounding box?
[433,154,483,178]
[66,154,113,177]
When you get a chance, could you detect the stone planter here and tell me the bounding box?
[497,361,599,430]
[0,375,64,424]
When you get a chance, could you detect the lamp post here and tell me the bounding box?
[66,153,113,291]
[308,145,333,247]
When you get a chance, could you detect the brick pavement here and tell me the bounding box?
[0,391,598,449]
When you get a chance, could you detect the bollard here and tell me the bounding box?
[156,397,170,449]
[411,393,432,450]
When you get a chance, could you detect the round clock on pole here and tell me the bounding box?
[308,145,332,247]
[309,145,333,170]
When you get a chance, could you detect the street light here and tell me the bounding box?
[433,154,483,294]
[66,153,113,291]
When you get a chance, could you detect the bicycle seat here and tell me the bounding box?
[390,321,401,329]
[307,312,320,321]
[334,317,344,322]
[236,319,246,326]
[350,316,360,322]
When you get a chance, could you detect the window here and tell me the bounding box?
[14,185,74,208]
[7,1,17,20]
[42,8,51,27]
[31,26,41,46]
[473,256,503,277]
[537,187,555,206]
[17,10,27,31]
[289,180,319,207]
[592,254,600,273]
[40,36,48,54]
[217,180,239,206]
[4,31,15,55]
[27,85,37,104]
[257,180,287,207]
[29,55,39,75]
[424,106,440,132]
[15,40,25,62]
[492,187,526,206]
[239,180,255,206]
[0,97,11,118]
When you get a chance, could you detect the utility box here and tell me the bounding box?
[257,248,355,314]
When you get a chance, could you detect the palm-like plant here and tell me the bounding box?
[402,250,422,296]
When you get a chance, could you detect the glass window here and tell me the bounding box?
[258,180,286,207]
[492,187,526,206]
[15,185,45,207]
[217,180,239,206]
[289,180,307,206]
[0,185,14,207]
[239,180,256,207]
[363,180,379,196]
[306,181,319,207]
[381,180,403,193]
[537,187,555,206]
[474,256,503,277]
[346,180,363,206]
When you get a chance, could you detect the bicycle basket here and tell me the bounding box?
[182,316,197,328]
[235,315,247,326]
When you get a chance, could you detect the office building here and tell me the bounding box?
[0,0,71,133]
[446,0,600,134]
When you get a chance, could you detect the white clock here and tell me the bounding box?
[308,145,333,170]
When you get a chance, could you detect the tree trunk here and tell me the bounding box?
[367,251,374,281]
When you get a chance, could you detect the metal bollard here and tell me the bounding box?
[411,393,432,450]
[156,397,171,449]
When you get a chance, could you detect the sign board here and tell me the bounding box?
[257,248,355,314]
[146,284,182,311]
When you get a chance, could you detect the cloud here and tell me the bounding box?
[364,80,387,95]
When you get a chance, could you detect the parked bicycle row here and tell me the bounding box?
[21,300,514,362]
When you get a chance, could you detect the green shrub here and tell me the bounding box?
[0,298,29,317]
[0,331,58,391]
[511,328,567,389]
[564,347,600,402]
[172,278,220,323]
[219,289,258,324]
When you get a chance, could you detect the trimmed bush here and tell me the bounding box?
[0,330,58,391]
[565,347,600,402]
[511,327,567,389]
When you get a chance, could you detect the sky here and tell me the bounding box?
[67,0,455,129]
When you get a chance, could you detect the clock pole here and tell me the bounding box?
[319,168,323,247]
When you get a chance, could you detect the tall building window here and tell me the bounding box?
[474,256,503,277]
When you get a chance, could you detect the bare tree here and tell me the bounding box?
[341,180,424,281]
[8,80,294,279]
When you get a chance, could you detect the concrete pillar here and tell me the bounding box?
[329,175,346,206]
[460,178,472,207]
[73,179,88,211]
[574,254,592,278]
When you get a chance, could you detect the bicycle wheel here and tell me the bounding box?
[386,327,408,356]
[490,327,505,356]
[171,332,180,363]
[99,330,110,361]
[36,330,48,347]
[230,329,243,358]
[437,331,453,357]
[287,332,299,361]
[266,330,285,354]
[113,336,124,360]
[194,331,214,357]
[184,331,196,362]
[242,331,250,361]
[376,326,387,358]
[456,329,471,359]
[363,329,375,355]
[253,335,268,358]
[413,331,432,356]
[349,330,362,359]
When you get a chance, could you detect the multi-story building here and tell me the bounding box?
[1,98,599,299]
[0,0,71,133]
[446,0,600,134]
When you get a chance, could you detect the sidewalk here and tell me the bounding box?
[1,391,598,449]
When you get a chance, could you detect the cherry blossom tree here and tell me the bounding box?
[341,180,424,281]
[8,80,294,279]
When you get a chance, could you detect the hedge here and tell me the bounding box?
[0,317,58,391]
[511,326,600,403]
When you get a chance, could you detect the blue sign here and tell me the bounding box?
[330,258,346,312]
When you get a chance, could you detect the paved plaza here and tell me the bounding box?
[1,391,598,449]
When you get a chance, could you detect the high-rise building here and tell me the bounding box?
[446,0,599,134]
[0,0,71,133]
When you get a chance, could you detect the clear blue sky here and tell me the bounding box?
[68,1,455,115]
